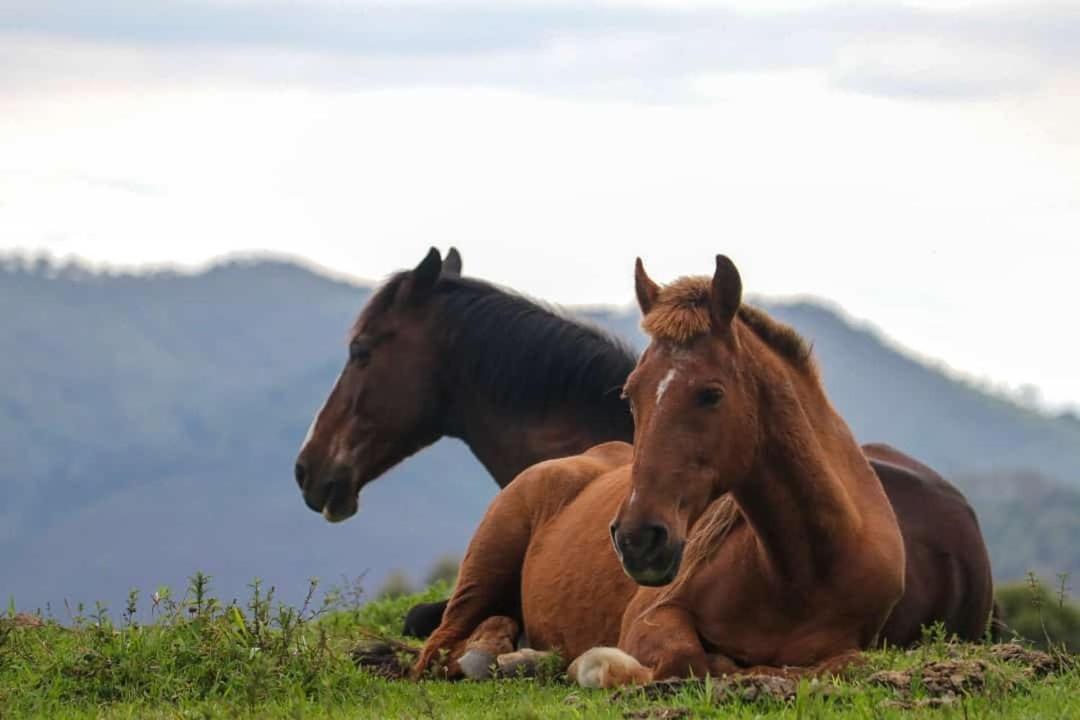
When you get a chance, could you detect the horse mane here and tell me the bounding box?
[647,495,744,608]
[641,276,813,371]
[363,272,638,419]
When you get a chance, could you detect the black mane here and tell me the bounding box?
[438,276,637,421]
[370,272,637,423]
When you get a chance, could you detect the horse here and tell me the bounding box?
[294,247,995,647]
[412,255,909,685]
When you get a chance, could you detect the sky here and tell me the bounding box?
[2,0,1079,411]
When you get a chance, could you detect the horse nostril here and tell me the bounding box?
[641,523,669,554]
[616,522,669,558]
[294,462,307,490]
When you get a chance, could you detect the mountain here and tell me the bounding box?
[2,256,1078,614]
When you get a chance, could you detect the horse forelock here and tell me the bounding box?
[640,276,814,373]
[640,276,712,345]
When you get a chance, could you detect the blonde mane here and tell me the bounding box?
[648,495,743,607]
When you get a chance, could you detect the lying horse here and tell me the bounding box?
[415,255,907,684]
[294,247,995,647]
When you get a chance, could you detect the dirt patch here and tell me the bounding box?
[868,642,1078,711]
[350,636,419,680]
[614,674,802,704]
[870,658,995,697]
[0,613,45,629]
[988,643,1065,675]
[870,642,1073,702]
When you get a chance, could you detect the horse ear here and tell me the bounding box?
[442,247,463,278]
[709,254,741,333]
[398,247,442,304]
[635,258,660,316]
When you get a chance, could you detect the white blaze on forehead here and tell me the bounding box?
[655,368,678,405]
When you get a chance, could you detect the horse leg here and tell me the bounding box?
[413,485,533,679]
[457,616,520,680]
[569,606,708,688]
[809,649,864,677]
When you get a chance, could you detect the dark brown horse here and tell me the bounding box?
[414,255,908,684]
[293,247,634,521]
[295,247,995,647]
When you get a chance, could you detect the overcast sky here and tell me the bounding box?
[2,0,1079,411]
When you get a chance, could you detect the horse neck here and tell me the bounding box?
[446,396,633,487]
[430,293,635,487]
[732,360,869,585]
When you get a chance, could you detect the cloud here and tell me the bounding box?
[74,174,166,196]
[1,1,672,55]
[1,1,1078,101]
[831,36,1049,100]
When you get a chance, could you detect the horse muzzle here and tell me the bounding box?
[297,463,358,522]
[611,521,685,587]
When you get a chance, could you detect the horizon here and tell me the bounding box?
[5,245,1074,419]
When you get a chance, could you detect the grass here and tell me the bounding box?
[1,576,1077,719]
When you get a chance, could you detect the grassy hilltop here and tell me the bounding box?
[1,575,1078,719]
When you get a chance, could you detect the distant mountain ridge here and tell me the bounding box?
[1,256,1077,613]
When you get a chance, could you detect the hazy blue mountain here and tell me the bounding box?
[2,256,1078,615]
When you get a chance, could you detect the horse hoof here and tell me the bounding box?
[458,649,496,680]
[569,647,652,688]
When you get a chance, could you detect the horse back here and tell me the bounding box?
[508,441,633,526]
[863,443,995,644]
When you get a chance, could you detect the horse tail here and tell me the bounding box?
[988,598,1009,642]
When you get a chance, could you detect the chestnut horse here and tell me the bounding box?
[414,256,907,684]
[295,247,995,647]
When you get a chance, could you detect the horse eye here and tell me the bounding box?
[697,387,724,407]
[349,340,371,365]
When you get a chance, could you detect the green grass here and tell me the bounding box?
[1,576,1077,719]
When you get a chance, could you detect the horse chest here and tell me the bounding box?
[691,550,885,666]
[697,606,801,666]
[672,545,820,664]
